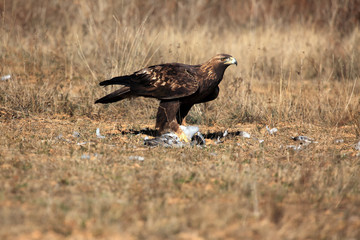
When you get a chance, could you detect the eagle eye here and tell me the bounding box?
[220,57,227,61]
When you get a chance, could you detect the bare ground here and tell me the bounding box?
[1,116,359,240]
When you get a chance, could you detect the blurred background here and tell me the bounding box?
[0,0,359,127]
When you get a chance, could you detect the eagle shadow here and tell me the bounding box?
[121,128,244,140]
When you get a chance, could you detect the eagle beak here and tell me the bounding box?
[225,57,237,66]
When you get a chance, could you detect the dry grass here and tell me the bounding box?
[0,0,360,239]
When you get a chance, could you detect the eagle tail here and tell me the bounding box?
[95,87,132,104]
[99,75,132,86]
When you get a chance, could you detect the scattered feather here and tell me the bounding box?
[283,136,316,151]
[81,154,90,159]
[55,134,71,143]
[266,126,278,135]
[1,74,11,81]
[355,141,360,151]
[215,129,230,144]
[56,134,63,140]
[96,128,105,139]
[292,136,316,143]
[286,144,303,150]
[334,139,344,144]
[80,153,99,159]
[73,131,80,138]
[129,156,145,161]
[239,131,251,138]
[215,136,222,144]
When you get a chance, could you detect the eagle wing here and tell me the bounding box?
[130,63,200,100]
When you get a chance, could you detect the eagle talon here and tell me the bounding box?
[177,131,190,143]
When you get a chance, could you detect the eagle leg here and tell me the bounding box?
[156,100,189,142]
[176,103,194,126]
[156,100,181,133]
[176,129,190,143]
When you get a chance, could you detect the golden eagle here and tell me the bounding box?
[95,54,237,142]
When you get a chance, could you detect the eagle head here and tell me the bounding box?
[213,54,237,66]
[201,54,237,80]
